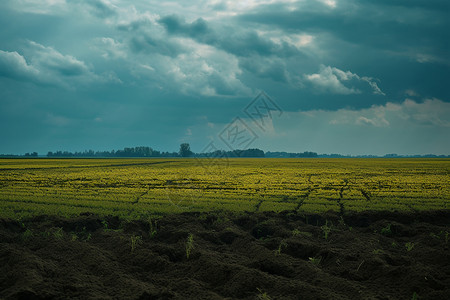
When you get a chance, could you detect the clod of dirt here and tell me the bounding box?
[1,210,449,299]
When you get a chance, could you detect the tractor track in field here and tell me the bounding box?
[296,175,315,211]
[132,185,152,204]
[295,188,312,211]
[360,188,372,201]
[336,179,349,216]
[254,199,264,212]
[0,161,177,172]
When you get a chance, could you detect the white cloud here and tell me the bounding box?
[45,113,71,126]
[414,53,445,64]
[402,98,450,127]
[94,37,127,59]
[116,6,158,30]
[140,64,154,71]
[170,42,251,97]
[0,41,115,87]
[305,65,385,95]
[386,50,450,67]
[11,0,67,14]
[363,77,385,96]
[60,0,118,19]
[316,0,337,9]
[27,41,90,77]
[405,89,419,97]
[254,98,450,155]
[133,38,252,97]
[0,50,40,81]
[305,65,360,94]
[205,0,299,17]
[321,98,450,127]
[258,30,314,50]
[85,0,117,18]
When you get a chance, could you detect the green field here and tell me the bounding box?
[0,158,449,219]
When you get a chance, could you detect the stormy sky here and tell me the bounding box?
[1,0,449,155]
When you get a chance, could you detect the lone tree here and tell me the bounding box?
[179,143,193,157]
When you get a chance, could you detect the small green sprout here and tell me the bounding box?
[17,218,25,229]
[149,217,158,238]
[22,229,33,240]
[372,249,383,255]
[405,242,415,252]
[274,241,288,256]
[380,224,392,236]
[292,229,313,238]
[41,231,51,238]
[53,227,64,239]
[309,256,322,265]
[101,220,108,230]
[429,232,440,239]
[321,220,332,240]
[256,288,272,300]
[130,235,142,253]
[186,233,195,259]
[71,233,78,241]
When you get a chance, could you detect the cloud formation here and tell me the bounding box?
[0,50,40,81]
[259,98,450,154]
[27,41,90,77]
[305,65,385,95]
[328,98,450,128]
[0,41,101,87]
[0,0,448,154]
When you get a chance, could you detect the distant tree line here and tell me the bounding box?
[1,144,449,158]
[45,145,265,158]
[0,152,38,158]
[265,151,318,158]
[197,148,265,158]
[47,147,178,158]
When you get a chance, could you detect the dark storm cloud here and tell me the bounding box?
[0,41,98,87]
[87,0,117,18]
[129,34,183,57]
[30,43,90,77]
[159,15,209,38]
[219,30,297,58]
[229,0,449,102]
[66,0,117,18]
[156,13,306,87]
[238,57,289,83]
[0,50,39,82]
[158,14,299,58]
[361,0,450,12]
[236,0,449,57]
[0,0,448,155]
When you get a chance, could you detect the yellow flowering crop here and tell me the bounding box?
[0,158,448,219]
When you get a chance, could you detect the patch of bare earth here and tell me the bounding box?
[1,210,449,299]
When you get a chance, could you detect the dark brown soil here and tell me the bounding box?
[1,210,449,299]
